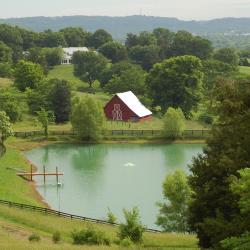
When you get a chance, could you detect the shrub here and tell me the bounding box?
[118,207,145,244]
[107,208,117,224]
[163,107,185,138]
[71,226,110,245]
[52,231,61,243]
[28,233,41,242]
[120,237,134,247]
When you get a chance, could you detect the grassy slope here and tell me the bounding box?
[0,77,13,88]
[0,147,41,206]
[0,204,198,249]
[239,66,250,75]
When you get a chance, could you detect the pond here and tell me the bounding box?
[25,143,204,229]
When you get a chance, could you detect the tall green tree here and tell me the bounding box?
[42,47,63,66]
[129,45,160,71]
[188,79,250,248]
[0,41,12,63]
[99,41,128,63]
[156,169,191,232]
[38,29,66,48]
[213,48,239,66]
[0,111,13,148]
[49,79,71,123]
[60,27,87,47]
[147,55,203,116]
[36,108,55,138]
[14,60,45,91]
[104,65,146,95]
[87,29,113,49]
[71,96,105,140]
[73,51,108,88]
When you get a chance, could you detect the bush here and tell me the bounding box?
[163,107,185,138]
[118,207,145,244]
[28,233,41,242]
[0,63,13,77]
[71,226,110,245]
[107,208,117,224]
[120,237,134,247]
[52,231,61,243]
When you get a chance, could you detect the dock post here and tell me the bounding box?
[56,167,58,184]
[30,164,33,181]
[43,165,46,184]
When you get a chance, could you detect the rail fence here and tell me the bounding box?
[14,129,211,138]
[0,199,161,233]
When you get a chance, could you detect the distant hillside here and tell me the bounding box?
[1,15,250,40]
[1,15,250,48]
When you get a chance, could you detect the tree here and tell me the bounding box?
[104,65,146,95]
[213,48,239,66]
[87,29,113,49]
[60,27,87,47]
[153,28,174,59]
[0,41,12,63]
[129,45,160,71]
[0,63,13,78]
[49,79,71,123]
[26,79,54,114]
[0,89,22,122]
[156,169,191,232]
[42,47,63,66]
[147,55,203,116]
[0,111,13,148]
[170,31,212,60]
[71,96,105,140]
[14,60,45,91]
[188,79,250,248]
[125,31,157,47]
[38,29,66,48]
[118,207,145,244]
[220,168,250,249]
[99,41,128,63]
[163,107,185,138]
[202,59,236,109]
[99,60,136,87]
[36,108,55,138]
[73,51,108,88]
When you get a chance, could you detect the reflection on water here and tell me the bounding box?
[25,143,204,229]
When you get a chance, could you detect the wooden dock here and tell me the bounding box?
[17,165,63,182]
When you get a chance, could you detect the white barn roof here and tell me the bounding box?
[117,91,152,118]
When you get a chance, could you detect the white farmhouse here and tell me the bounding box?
[61,47,89,64]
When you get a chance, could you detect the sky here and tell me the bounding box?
[0,0,250,20]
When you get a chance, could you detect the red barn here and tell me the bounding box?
[104,91,152,122]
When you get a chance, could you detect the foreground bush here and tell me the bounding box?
[118,207,145,244]
[52,231,61,243]
[71,226,110,245]
[28,233,41,242]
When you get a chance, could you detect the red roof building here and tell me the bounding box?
[104,91,152,122]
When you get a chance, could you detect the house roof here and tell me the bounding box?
[62,47,89,57]
[116,91,152,118]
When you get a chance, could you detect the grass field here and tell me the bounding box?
[0,203,198,249]
[0,147,42,206]
[0,77,13,88]
[238,66,250,75]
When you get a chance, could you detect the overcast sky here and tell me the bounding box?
[0,0,250,20]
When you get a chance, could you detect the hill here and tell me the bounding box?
[1,15,250,41]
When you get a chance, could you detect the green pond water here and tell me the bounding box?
[25,143,204,229]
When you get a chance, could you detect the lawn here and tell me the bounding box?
[0,147,42,206]
[239,66,250,75]
[0,77,13,88]
[0,204,199,249]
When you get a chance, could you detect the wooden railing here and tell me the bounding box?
[14,129,211,138]
[0,199,161,233]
